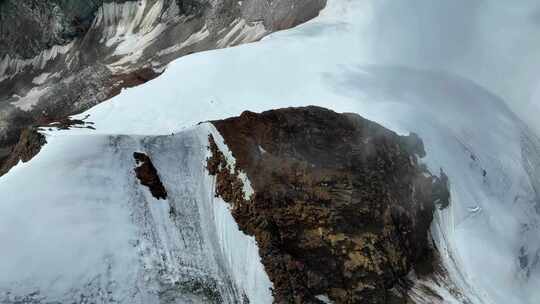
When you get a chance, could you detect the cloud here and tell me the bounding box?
[364,0,540,133]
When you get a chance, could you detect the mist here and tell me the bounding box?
[364,0,540,134]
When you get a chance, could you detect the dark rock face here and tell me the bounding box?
[0,127,46,176]
[0,116,96,175]
[176,0,208,17]
[133,152,168,200]
[0,0,326,177]
[0,1,102,59]
[207,106,449,303]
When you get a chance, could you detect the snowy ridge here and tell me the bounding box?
[2,0,540,303]
[0,0,280,121]
[57,1,540,303]
[0,125,272,303]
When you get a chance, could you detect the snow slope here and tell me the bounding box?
[1,1,540,303]
[0,125,272,303]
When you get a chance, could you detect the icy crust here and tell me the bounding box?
[0,125,272,303]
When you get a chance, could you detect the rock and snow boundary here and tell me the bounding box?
[0,107,449,303]
[2,0,540,303]
[206,106,450,303]
[0,124,272,303]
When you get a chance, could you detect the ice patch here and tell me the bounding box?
[11,86,49,111]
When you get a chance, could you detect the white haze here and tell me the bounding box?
[364,0,540,135]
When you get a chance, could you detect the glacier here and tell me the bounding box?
[1,0,540,303]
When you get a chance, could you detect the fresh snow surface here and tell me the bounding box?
[2,1,540,303]
[0,124,272,303]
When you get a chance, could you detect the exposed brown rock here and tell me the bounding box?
[133,152,168,200]
[0,127,46,176]
[0,115,99,177]
[36,114,96,130]
[107,67,164,100]
[207,106,450,304]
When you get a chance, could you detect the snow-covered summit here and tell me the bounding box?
[1,1,540,303]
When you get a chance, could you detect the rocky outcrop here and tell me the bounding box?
[0,0,326,176]
[0,116,97,175]
[207,106,449,303]
[133,152,168,200]
[0,127,46,176]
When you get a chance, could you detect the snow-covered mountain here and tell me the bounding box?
[0,0,326,173]
[1,1,540,303]
[0,125,273,303]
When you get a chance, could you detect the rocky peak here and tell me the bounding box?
[207,106,450,303]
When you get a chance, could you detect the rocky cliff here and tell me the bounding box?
[0,0,326,175]
[207,106,450,303]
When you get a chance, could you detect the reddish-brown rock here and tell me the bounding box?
[0,127,46,176]
[207,106,449,304]
[133,152,168,200]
